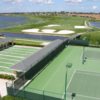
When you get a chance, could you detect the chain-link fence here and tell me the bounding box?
[7,83,64,100]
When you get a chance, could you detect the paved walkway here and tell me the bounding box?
[0,79,12,97]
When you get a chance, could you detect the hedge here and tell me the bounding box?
[0,74,15,80]
[14,39,44,47]
[2,96,27,100]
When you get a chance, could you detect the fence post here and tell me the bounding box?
[0,92,2,100]
[43,90,45,100]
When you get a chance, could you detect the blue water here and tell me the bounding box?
[90,22,100,28]
[3,32,66,41]
[0,15,27,28]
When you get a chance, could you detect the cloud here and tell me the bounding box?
[92,5,97,10]
[4,0,23,3]
[29,0,54,4]
[65,0,83,4]
[4,0,54,4]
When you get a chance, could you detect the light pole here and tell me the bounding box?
[65,63,72,100]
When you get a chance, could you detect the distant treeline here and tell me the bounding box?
[0,12,100,20]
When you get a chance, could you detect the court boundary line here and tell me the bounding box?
[13,45,40,49]
[3,49,34,52]
[66,70,76,90]
[0,61,14,65]
[0,66,9,69]
[0,66,16,71]
[84,48,100,61]
[6,49,35,53]
[62,70,76,99]
[0,57,20,62]
[8,47,37,51]
[42,63,64,99]
[1,52,31,56]
[80,47,85,64]
[85,57,100,61]
[0,54,24,59]
[76,69,100,76]
[43,47,72,97]
[67,92,100,100]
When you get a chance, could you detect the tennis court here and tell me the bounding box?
[67,70,100,100]
[23,46,100,100]
[0,45,40,73]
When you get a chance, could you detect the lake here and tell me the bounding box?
[89,22,100,28]
[2,32,66,41]
[0,15,27,28]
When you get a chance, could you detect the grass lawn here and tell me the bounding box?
[14,38,45,47]
[81,29,100,45]
[0,14,90,34]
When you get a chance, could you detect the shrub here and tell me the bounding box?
[2,95,27,100]
[14,39,44,47]
[0,74,15,80]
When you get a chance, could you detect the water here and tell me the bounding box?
[0,15,27,28]
[3,32,66,41]
[89,22,100,28]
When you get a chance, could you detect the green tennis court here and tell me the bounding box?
[67,70,100,100]
[0,45,40,73]
[23,45,100,100]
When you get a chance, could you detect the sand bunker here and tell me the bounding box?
[45,24,60,27]
[22,28,74,35]
[41,29,56,33]
[22,28,39,33]
[57,30,75,34]
[74,26,88,29]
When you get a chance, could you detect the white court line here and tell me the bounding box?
[76,70,100,76]
[67,92,100,100]
[66,70,76,90]
[14,45,41,49]
[85,58,100,61]
[3,50,34,55]
[3,47,35,51]
[0,66,10,69]
[62,70,77,99]
[0,54,24,59]
[0,66,15,71]
[0,57,20,62]
[8,48,35,51]
[42,64,66,98]
[0,65,17,71]
[80,47,83,60]
[2,52,29,56]
[3,49,34,53]
[0,61,14,65]
[42,64,62,90]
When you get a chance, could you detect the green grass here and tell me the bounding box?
[0,15,90,34]
[14,38,44,47]
[81,30,100,45]
[0,14,100,45]
[24,46,100,99]
[2,95,27,100]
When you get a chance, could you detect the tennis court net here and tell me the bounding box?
[67,70,100,100]
[67,93,100,100]
[83,47,100,60]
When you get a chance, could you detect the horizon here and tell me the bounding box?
[0,0,100,13]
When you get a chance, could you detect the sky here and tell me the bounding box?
[0,0,100,13]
